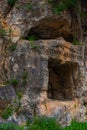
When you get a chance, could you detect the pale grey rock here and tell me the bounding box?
[0,85,17,101]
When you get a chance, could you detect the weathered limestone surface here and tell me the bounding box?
[0,85,17,100]
[0,38,86,125]
[0,0,72,43]
[0,0,87,126]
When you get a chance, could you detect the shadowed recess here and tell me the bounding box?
[47,58,79,101]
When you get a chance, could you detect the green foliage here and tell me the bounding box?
[27,117,87,130]
[30,43,40,50]
[7,0,17,6]
[10,78,19,86]
[27,35,39,51]
[25,3,33,10]
[0,27,12,38]
[1,105,14,119]
[27,35,41,50]
[22,79,27,86]
[48,0,53,3]
[5,78,19,86]
[48,0,78,15]
[22,71,28,80]
[8,44,17,52]
[63,120,87,130]
[16,91,23,101]
[22,71,28,86]
[28,116,61,130]
[22,80,27,86]
[1,117,87,130]
[80,12,87,18]
[0,28,7,37]
[72,36,80,45]
[0,123,24,130]
[14,91,23,114]
[27,35,38,41]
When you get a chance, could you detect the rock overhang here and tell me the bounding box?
[19,39,83,67]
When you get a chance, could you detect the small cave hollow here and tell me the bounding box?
[25,18,74,42]
[47,59,79,101]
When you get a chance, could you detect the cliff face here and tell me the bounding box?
[0,0,87,126]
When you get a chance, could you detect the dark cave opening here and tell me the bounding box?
[25,18,74,42]
[47,59,79,101]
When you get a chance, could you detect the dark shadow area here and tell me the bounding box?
[47,58,79,101]
[25,18,74,42]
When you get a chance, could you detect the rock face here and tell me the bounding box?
[0,0,87,126]
[0,39,86,125]
[0,85,17,100]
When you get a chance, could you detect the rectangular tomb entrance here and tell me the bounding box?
[47,59,79,101]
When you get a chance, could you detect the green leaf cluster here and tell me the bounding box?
[63,120,87,130]
[1,105,14,119]
[7,0,17,6]
[48,0,78,15]
[0,123,24,130]
[10,78,19,86]
[28,116,61,130]
[8,44,17,52]
[0,117,87,130]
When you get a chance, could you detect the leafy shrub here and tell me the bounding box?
[0,123,24,130]
[28,36,40,50]
[22,71,28,86]
[14,91,23,114]
[0,117,87,130]
[48,0,53,3]
[25,3,33,10]
[0,28,7,37]
[72,36,80,45]
[7,0,17,6]
[22,71,28,80]
[27,116,87,130]
[1,105,14,119]
[63,120,87,130]
[10,78,19,86]
[48,0,78,15]
[16,91,23,101]
[28,116,61,130]
[27,35,38,41]
[8,44,17,52]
